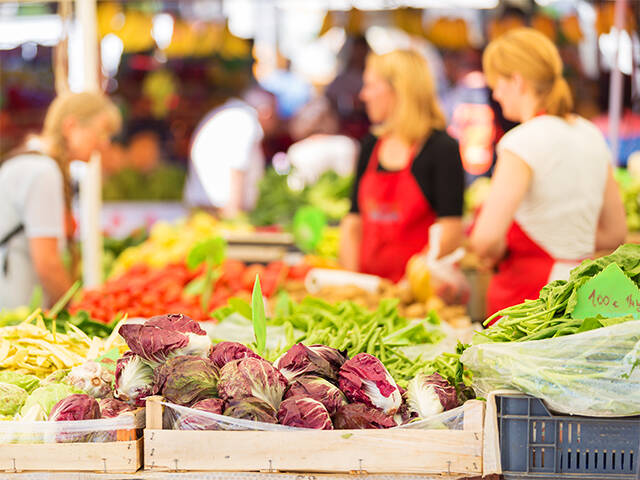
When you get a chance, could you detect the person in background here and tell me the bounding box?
[260,54,312,120]
[0,91,121,308]
[470,28,627,318]
[325,35,371,141]
[339,49,465,282]
[286,96,358,187]
[183,87,279,218]
[441,49,497,183]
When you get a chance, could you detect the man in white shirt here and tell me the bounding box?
[183,88,278,217]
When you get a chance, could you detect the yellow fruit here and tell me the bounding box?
[407,255,432,302]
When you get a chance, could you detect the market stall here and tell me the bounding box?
[1,0,640,478]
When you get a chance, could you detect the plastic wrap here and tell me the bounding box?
[0,410,144,444]
[408,224,470,305]
[461,320,640,416]
[162,400,467,431]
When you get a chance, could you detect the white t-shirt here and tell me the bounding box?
[498,115,610,273]
[0,153,65,308]
[286,134,358,186]
[183,100,265,210]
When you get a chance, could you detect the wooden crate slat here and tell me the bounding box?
[145,429,482,474]
[0,438,142,473]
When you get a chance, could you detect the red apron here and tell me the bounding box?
[358,139,437,282]
[486,222,557,321]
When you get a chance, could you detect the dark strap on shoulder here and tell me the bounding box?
[0,224,24,248]
[1,224,24,275]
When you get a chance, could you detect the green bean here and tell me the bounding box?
[366,329,380,355]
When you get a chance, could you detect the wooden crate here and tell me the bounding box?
[0,409,143,473]
[144,396,484,475]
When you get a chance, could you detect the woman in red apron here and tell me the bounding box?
[470,28,627,321]
[339,50,465,282]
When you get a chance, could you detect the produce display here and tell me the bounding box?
[72,257,310,323]
[249,169,353,227]
[479,244,640,342]
[117,311,471,431]
[0,309,125,378]
[0,310,143,443]
[0,360,141,442]
[286,279,470,327]
[212,294,467,389]
[462,244,640,416]
[102,165,187,201]
[103,229,148,279]
[615,168,640,232]
[109,213,252,277]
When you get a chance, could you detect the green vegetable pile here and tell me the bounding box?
[477,244,640,343]
[213,294,454,388]
[102,165,186,201]
[615,167,640,232]
[249,169,353,227]
[461,244,640,416]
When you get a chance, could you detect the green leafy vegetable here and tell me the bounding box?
[185,237,227,313]
[252,276,267,356]
[481,244,640,343]
[214,295,446,388]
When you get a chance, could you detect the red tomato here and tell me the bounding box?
[288,263,312,281]
[242,264,265,290]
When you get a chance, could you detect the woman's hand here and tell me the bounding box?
[29,237,73,307]
[339,213,362,271]
[470,149,532,259]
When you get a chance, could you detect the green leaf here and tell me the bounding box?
[229,298,252,320]
[184,277,207,297]
[49,281,81,318]
[186,237,227,270]
[275,291,292,317]
[252,276,267,356]
[577,317,603,333]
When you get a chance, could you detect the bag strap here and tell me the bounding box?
[1,223,24,275]
[0,223,24,248]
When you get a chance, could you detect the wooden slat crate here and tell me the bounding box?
[0,409,143,473]
[144,396,484,475]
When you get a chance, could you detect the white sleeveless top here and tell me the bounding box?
[498,115,610,277]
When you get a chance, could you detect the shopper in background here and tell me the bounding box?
[0,91,121,309]
[471,28,627,318]
[183,87,278,218]
[286,96,358,187]
[339,49,464,282]
[326,35,371,141]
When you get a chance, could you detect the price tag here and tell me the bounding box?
[571,263,640,320]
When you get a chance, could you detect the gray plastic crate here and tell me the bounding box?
[497,394,640,480]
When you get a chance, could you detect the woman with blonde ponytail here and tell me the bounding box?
[0,91,121,308]
[471,28,627,319]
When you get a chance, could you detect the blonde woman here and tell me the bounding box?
[0,92,121,308]
[339,49,464,282]
[470,28,626,319]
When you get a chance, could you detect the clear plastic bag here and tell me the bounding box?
[461,320,640,417]
[0,410,144,444]
[408,224,470,306]
[162,400,467,432]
